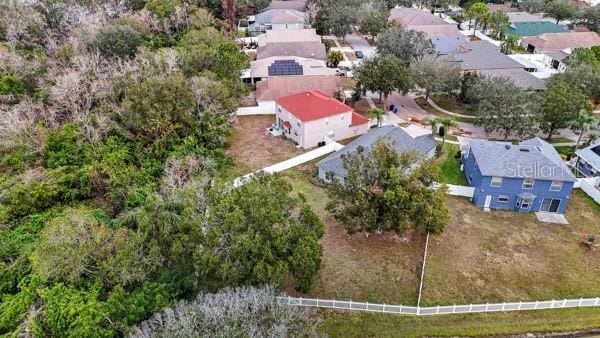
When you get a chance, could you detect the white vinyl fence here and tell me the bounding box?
[578,177,600,205]
[433,183,475,198]
[277,296,600,316]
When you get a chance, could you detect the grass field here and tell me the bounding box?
[438,144,467,186]
[321,307,600,337]
[423,191,600,306]
[430,94,476,116]
[283,168,424,305]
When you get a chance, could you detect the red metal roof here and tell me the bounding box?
[350,111,369,126]
[276,90,352,121]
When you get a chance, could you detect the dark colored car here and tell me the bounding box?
[354,50,364,59]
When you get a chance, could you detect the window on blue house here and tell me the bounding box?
[549,181,562,191]
[490,176,503,187]
[498,195,509,203]
[522,178,534,189]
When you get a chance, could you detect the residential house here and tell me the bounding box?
[388,7,463,39]
[275,90,369,148]
[437,40,547,90]
[244,9,307,35]
[243,56,336,84]
[316,124,436,183]
[506,12,557,23]
[575,141,600,177]
[503,21,568,38]
[522,32,600,53]
[508,53,566,79]
[243,75,340,114]
[256,29,326,59]
[487,3,519,13]
[264,0,307,12]
[462,137,576,213]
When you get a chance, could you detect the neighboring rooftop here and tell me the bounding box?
[276,90,353,121]
[255,75,340,102]
[249,56,336,78]
[252,9,306,25]
[507,11,556,23]
[317,125,436,180]
[257,41,326,59]
[478,68,547,89]
[522,32,600,51]
[467,137,575,182]
[504,21,568,37]
[263,0,307,12]
[487,3,519,13]
[508,53,562,79]
[432,36,470,54]
[445,40,523,70]
[410,24,464,38]
[257,29,320,46]
[576,141,600,171]
[389,7,448,27]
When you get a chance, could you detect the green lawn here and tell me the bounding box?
[321,307,600,337]
[430,94,476,116]
[438,144,467,185]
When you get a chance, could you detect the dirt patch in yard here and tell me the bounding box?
[283,169,424,305]
[422,192,600,305]
[224,115,304,178]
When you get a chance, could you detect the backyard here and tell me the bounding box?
[224,115,304,178]
[278,166,600,336]
[438,143,467,185]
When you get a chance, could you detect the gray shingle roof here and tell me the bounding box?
[317,125,436,180]
[468,137,576,182]
[575,141,600,171]
[257,41,326,59]
[446,41,523,70]
[477,68,546,90]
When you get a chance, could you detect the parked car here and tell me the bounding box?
[354,50,364,59]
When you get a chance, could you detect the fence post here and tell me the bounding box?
[366,301,369,311]
[436,305,440,314]
[535,301,539,309]
[452,304,456,313]
[485,303,489,312]
[399,304,403,314]
[316,298,319,307]
[383,303,386,313]
[551,299,555,308]
[518,301,522,310]
[563,299,567,307]
[596,298,600,306]
[349,300,353,310]
[579,298,583,307]
[469,304,473,312]
[299,297,303,306]
[501,302,505,311]
[332,299,336,309]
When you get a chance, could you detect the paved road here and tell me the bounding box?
[384,92,577,141]
[344,32,376,58]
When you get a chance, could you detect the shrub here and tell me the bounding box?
[90,25,141,59]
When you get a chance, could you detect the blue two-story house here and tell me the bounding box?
[462,137,576,213]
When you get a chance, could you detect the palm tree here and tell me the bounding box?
[428,117,458,148]
[501,34,519,54]
[368,108,385,127]
[571,109,598,149]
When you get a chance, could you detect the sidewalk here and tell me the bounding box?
[233,141,344,187]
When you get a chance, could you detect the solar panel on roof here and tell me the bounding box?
[268,59,304,76]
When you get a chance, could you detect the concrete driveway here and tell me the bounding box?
[344,32,376,58]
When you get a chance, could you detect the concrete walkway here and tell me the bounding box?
[233,141,344,187]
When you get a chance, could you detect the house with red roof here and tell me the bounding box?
[275,90,370,148]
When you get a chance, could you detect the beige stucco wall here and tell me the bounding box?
[275,103,369,148]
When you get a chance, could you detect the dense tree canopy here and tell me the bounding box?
[544,0,578,24]
[376,26,434,61]
[326,141,449,235]
[354,54,413,102]
[0,1,322,336]
[410,54,461,100]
